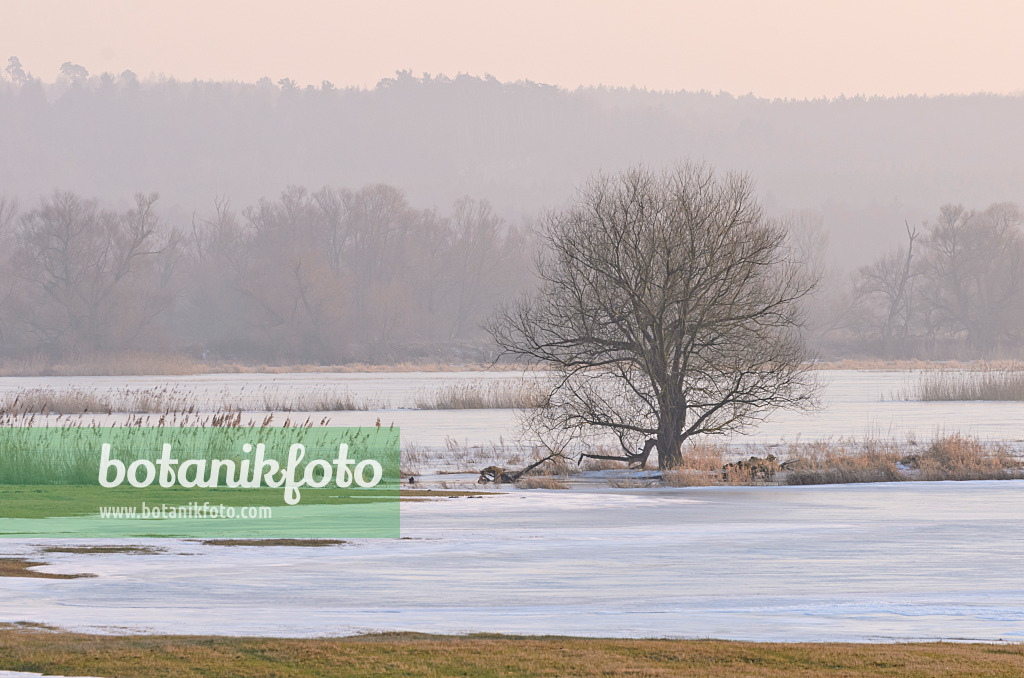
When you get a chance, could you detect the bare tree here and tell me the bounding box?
[0,197,18,344]
[488,164,819,470]
[851,222,919,357]
[12,191,176,352]
[920,204,1024,353]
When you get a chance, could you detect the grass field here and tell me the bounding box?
[0,627,1021,677]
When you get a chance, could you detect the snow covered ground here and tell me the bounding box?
[3,480,1023,642]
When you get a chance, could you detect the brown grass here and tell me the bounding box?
[0,628,1022,677]
[783,440,906,485]
[661,442,727,486]
[910,435,1023,481]
[782,435,1024,485]
[578,455,628,471]
[40,545,166,555]
[0,379,547,415]
[0,387,116,414]
[907,369,1024,401]
[514,476,570,489]
[0,558,95,579]
[412,380,548,409]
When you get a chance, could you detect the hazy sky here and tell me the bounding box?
[4,0,1023,98]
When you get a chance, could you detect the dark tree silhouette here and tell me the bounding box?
[489,164,820,470]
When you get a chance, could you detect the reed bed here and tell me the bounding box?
[400,434,1023,488]
[514,476,570,489]
[412,380,548,410]
[902,369,1024,401]
[0,419,389,485]
[911,434,1022,481]
[782,435,1022,485]
[781,439,906,485]
[0,379,543,415]
[0,385,384,415]
[661,442,728,487]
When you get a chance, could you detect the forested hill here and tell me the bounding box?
[2,68,1024,265]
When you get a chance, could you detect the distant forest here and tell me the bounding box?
[2,59,1023,362]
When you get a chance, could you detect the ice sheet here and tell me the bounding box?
[0,370,1020,448]
[3,481,1023,642]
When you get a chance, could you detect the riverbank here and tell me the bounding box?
[1,627,1022,677]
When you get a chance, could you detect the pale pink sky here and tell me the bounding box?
[4,0,1022,98]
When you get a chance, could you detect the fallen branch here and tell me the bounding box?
[578,438,657,470]
[478,451,564,485]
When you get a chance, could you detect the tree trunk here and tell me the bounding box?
[656,421,683,470]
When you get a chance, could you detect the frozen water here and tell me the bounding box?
[0,370,1020,448]
[2,481,1024,642]
[1,369,1022,642]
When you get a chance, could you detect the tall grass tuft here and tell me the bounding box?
[661,442,727,487]
[904,369,1024,401]
[412,380,548,410]
[514,476,570,489]
[910,434,1023,480]
[783,439,906,485]
[0,386,385,415]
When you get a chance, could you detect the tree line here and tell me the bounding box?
[1,185,1022,363]
[814,203,1024,358]
[0,187,531,362]
[5,57,1024,269]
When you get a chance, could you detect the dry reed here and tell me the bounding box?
[906,370,1024,401]
[661,442,727,486]
[412,380,548,409]
[514,476,570,489]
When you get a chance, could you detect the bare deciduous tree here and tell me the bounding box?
[488,164,819,470]
[0,197,18,345]
[851,222,919,357]
[921,204,1024,352]
[12,191,176,352]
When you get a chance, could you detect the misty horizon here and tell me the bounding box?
[4,61,1024,268]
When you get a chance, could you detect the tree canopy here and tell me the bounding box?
[489,164,820,470]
